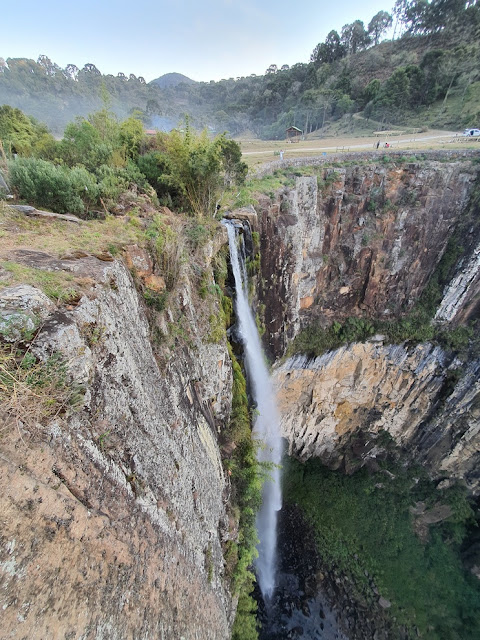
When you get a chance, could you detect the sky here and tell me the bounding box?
[2,0,395,83]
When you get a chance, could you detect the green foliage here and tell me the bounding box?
[221,294,233,327]
[119,115,144,160]
[219,137,248,186]
[198,269,210,299]
[3,106,155,214]
[96,162,148,206]
[227,345,251,444]
[207,313,225,343]
[165,122,245,216]
[289,316,375,357]
[8,156,99,214]
[88,107,120,145]
[284,456,480,639]
[0,104,55,156]
[212,246,229,289]
[59,118,112,171]
[231,589,259,640]
[224,345,262,640]
[143,288,168,311]
[185,221,212,249]
[136,151,177,205]
[246,253,260,277]
[144,214,182,290]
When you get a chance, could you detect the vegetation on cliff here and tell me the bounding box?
[284,456,480,639]
[225,346,261,640]
[1,105,246,218]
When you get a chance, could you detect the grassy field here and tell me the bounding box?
[238,128,479,167]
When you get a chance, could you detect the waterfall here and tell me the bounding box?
[224,220,283,600]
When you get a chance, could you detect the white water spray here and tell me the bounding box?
[224,221,283,600]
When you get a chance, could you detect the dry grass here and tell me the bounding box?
[0,343,83,439]
[0,203,144,257]
[0,203,148,297]
[238,129,472,167]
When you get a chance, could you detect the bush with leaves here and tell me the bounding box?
[136,151,178,206]
[165,122,247,216]
[58,118,113,172]
[8,156,99,214]
[0,104,55,157]
[97,162,149,206]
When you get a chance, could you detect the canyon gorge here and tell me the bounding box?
[1,150,479,639]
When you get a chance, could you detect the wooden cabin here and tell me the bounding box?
[286,126,302,142]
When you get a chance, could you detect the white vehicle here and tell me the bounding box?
[463,128,480,136]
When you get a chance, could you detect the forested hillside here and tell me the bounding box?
[1,1,479,138]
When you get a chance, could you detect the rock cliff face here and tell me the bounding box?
[1,154,480,637]
[0,249,234,638]
[258,159,479,357]
[273,342,480,495]
[257,155,480,494]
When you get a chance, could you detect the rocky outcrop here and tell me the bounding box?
[274,341,480,494]
[0,251,234,638]
[258,159,479,357]
[434,238,480,324]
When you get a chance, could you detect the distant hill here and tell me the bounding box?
[150,73,196,89]
[1,2,479,139]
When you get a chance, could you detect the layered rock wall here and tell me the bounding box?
[0,252,234,638]
[273,343,480,494]
[260,156,480,493]
[259,159,479,357]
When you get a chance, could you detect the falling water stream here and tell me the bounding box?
[225,222,358,638]
[224,220,283,599]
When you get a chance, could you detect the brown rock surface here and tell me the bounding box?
[274,343,480,493]
[258,160,479,357]
[0,257,234,638]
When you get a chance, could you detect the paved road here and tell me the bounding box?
[242,132,459,156]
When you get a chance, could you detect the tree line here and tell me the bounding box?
[0,104,247,218]
[1,1,479,139]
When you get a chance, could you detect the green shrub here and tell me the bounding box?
[221,294,233,327]
[97,162,148,205]
[207,313,225,343]
[58,119,113,172]
[289,316,376,357]
[231,590,259,640]
[143,288,168,311]
[246,253,260,277]
[186,221,211,249]
[144,215,183,291]
[284,457,480,639]
[136,151,177,204]
[9,157,98,215]
[212,247,229,288]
